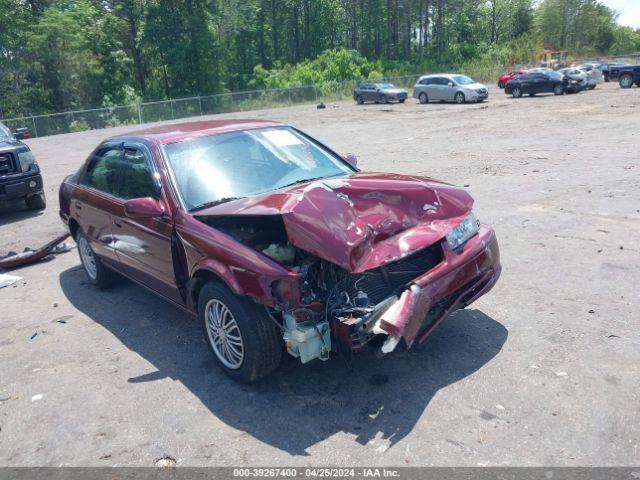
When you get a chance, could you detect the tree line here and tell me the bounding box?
[1,0,639,118]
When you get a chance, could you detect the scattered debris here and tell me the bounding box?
[30,332,38,340]
[588,309,595,314]
[31,394,43,402]
[0,233,71,270]
[155,456,176,468]
[607,334,620,339]
[530,364,540,369]
[316,102,326,109]
[53,315,73,324]
[496,404,505,410]
[0,273,22,289]
[0,395,11,402]
[555,371,568,377]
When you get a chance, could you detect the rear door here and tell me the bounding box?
[111,143,182,304]
[74,144,123,268]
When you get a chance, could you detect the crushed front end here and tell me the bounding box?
[194,174,501,364]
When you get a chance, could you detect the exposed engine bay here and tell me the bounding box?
[203,214,445,363]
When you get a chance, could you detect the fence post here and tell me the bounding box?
[31,117,38,138]
[170,100,174,119]
[136,103,143,125]
[198,96,203,116]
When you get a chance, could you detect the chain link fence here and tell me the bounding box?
[1,76,418,139]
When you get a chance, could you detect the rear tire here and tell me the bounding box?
[398,98,405,103]
[588,84,596,90]
[419,92,428,104]
[25,192,46,210]
[356,95,364,105]
[454,92,465,104]
[619,74,633,89]
[380,94,388,104]
[76,230,118,288]
[512,87,522,98]
[498,81,505,89]
[199,281,283,382]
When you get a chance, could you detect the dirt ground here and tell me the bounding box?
[1,82,639,466]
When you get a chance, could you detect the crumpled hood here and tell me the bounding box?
[196,172,473,273]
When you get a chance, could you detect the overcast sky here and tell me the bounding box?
[600,0,640,28]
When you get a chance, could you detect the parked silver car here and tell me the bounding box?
[576,64,604,89]
[413,74,488,104]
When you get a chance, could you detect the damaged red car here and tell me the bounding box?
[59,120,501,382]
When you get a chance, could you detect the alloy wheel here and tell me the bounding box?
[205,299,245,369]
[78,236,97,281]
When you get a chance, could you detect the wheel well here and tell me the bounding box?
[191,269,227,307]
[68,218,80,239]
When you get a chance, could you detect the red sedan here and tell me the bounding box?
[497,68,527,89]
[59,120,501,382]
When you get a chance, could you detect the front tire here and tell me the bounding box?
[380,94,388,104]
[512,87,522,98]
[554,85,564,95]
[454,92,465,104]
[199,281,282,382]
[619,74,633,89]
[76,230,117,288]
[419,92,428,104]
[25,192,46,210]
[588,84,596,90]
[498,81,505,89]
[356,95,364,105]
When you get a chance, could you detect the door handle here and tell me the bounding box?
[113,220,122,228]
[75,202,82,210]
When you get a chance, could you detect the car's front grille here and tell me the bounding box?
[346,243,444,305]
[476,88,487,94]
[0,153,17,175]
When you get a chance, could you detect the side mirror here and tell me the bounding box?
[13,127,30,140]
[124,197,165,219]
[343,153,358,168]
[448,82,454,88]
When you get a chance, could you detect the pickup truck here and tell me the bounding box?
[0,122,46,210]
[611,65,640,88]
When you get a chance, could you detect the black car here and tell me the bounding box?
[504,71,580,98]
[0,122,46,210]
[353,82,408,104]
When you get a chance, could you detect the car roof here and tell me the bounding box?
[110,119,284,145]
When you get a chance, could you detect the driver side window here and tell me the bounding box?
[118,148,160,200]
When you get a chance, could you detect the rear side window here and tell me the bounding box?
[81,147,122,196]
[118,148,159,200]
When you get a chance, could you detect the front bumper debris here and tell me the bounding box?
[371,225,501,351]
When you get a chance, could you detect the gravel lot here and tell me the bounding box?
[1,83,639,467]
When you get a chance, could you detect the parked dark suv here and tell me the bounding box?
[0,122,46,210]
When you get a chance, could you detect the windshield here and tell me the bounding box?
[548,71,563,80]
[452,75,475,85]
[376,83,394,89]
[0,123,13,141]
[164,126,355,211]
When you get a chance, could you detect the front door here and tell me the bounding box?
[112,144,182,305]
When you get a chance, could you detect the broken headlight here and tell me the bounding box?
[446,212,479,250]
